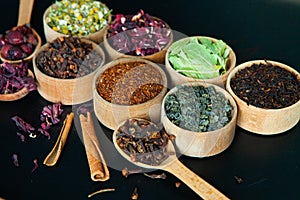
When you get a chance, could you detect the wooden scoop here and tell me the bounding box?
[112,119,230,200]
[43,112,74,166]
[0,0,41,64]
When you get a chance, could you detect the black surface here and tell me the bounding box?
[1,0,300,200]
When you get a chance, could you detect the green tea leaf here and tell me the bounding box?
[168,37,230,79]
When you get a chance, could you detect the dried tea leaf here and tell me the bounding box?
[165,85,232,132]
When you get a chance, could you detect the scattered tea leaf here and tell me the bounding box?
[234,176,243,184]
[88,188,115,198]
[131,187,138,200]
[144,172,167,179]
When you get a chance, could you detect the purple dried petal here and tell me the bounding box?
[38,103,63,140]
[107,10,171,56]
[31,159,38,173]
[40,103,63,125]
[0,61,36,94]
[38,128,51,140]
[40,122,51,130]
[41,106,52,117]
[12,153,20,167]
[53,103,63,117]
[11,116,35,134]
[16,132,26,142]
[40,115,46,122]
[23,76,37,91]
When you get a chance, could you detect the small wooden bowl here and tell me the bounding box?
[0,69,34,101]
[0,28,42,64]
[226,60,300,135]
[43,3,111,43]
[33,38,105,105]
[103,18,173,64]
[165,36,236,88]
[93,58,168,130]
[161,82,237,157]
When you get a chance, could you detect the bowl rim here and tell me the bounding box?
[165,35,236,81]
[226,59,300,111]
[93,57,168,108]
[103,15,174,59]
[161,81,238,135]
[43,2,112,38]
[33,37,105,82]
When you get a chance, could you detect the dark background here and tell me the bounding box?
[1,0,300,199]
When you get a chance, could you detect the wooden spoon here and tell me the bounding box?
[0,0,41,64]
[112,118,230,200]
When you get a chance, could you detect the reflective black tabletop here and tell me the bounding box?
[1,0,299,199]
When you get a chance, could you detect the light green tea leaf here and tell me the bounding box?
[168,37,230,79]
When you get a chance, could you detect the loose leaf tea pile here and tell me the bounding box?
[168,38,230,79]
[96,62,163,105]
[164,85,233,132]
[116,118,172,166]
[230,61,300,109]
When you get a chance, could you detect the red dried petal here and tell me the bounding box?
[31,159,38,173]
[108,10,171,56]
[11,116,35,135]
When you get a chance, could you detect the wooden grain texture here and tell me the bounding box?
[161,82,237,158]
[164,36,236,88]
[0,69,34,101]
[79,112,110,182]
[17,0,34,26]
[43,3,111,43]
[32,38,105,105]
[226,60,300,135]
[103,18,173,64]
[165,160,230,200]
[93,58,168,130]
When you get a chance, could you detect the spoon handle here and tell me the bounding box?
[164,159,230,200]
[18,0,35,25]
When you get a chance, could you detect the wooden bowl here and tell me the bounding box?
[0,28,42,64]
[161,82,237,157]
[0,69,34,101]
[103,18,173,64]
[43,3,111,43]
[33,38,105,105]
[165,36,236,88]
[226,60,300,135]
[93,58,168,130]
